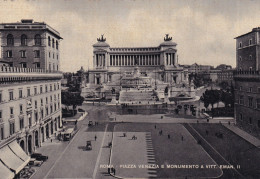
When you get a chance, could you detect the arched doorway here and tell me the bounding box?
[28,135,32,154]
[51,121,54,135]
[20,140,25,151]
[35,131,39,147]
[46,124,49,139]
[41,127,44,142]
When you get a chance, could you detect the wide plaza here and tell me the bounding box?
[29,103,260,179]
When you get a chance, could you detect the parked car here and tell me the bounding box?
[29,158,43,167]
[31,153,48,161]
[86,140,92,150]
[78,108,85,112]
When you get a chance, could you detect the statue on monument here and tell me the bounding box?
[97,34,106,42]
[164,34,172,41]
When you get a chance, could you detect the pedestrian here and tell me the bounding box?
[114,168,116,175]
[51,139,53,143]
[108,167,110,174]
[95,135,97,141]
[154,125,156,129]
[168,134,170,139]
[181,135,184,141]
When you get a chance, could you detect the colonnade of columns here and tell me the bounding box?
[109,54,160,66]
[165,53,176,66]
[95,54,106,67]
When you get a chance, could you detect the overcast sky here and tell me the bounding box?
[0,0,259,72]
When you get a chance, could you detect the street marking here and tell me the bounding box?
[43,125,83,179]
[93,124,108,179]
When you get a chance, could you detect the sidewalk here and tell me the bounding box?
[223,123,260,148]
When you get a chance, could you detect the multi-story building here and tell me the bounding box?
[0,20,63,178]
[0,19,62,71]
[189,63,213,73]
[234,27,260,138]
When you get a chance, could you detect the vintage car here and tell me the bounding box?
[31,153,48,161]
[29,158,43,167]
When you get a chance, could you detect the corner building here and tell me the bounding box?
[234,27,260,138]
[0,19,63,158]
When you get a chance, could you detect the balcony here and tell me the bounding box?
[233,70,260,81]
[0,66,62,83]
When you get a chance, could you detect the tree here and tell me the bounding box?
[200,89,221,113]
[220,90,234,107]
[61,91,84,116]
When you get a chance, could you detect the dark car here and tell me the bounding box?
[78,108,85,112]
[31,153,48,161]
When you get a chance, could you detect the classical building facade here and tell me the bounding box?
[82,34,193,101]
[0,19,62,71]
[234,27,260,138]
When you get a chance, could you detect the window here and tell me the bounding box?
[239,95,244,105]
[249,55,252,60]
[249,87,252,92]
[54,84,56,91]
[0,111,2,120]
[7,50,12,58]
[46,107,49,116]
[249,117,252,125]
[48,36,51,46]
[19,118,24,129]
[45,85,48,92]
[256,99,260,109]
[41,98,43,106]
[53,53,54,59]
[0,92,2,102]
[10,107,14,118]
[57,55,59,60]
[34,50,40,58]
[35,62,40,68]
[49,52,51,58]
[249,39,252,45]
[35,112,38,123]
[21,34,27,46]
[29,116,32,127]
[40,86,43,93]
[9,122,15,135]
[52,38,55,48]
[9,91,13,100]
[239,113,243,121]
[248,97,253,107]
[57,83,60,90]
[34,34,41,46]
[21,62,27,68]
[239,42,242,48]
[7,34,14,46]
[21,50,26,58]
[0,126,4,140]
[50,105,53,113]
[19,104,23,114]
[27,88,30,96]
[56,40,59,49]
[46,97,48,104]
[35,100,37,108]
[249,67,252,72]
[41,109,44,119]
[50,95,52,102]
[34,87,37,95]
[50,84,52,91]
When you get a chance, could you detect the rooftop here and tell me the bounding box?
[234,27,260,39]
[0,19,62,39]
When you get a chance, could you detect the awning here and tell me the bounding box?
[0,161,14,179]
[0,145,27,174]
[8,141,30,164]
